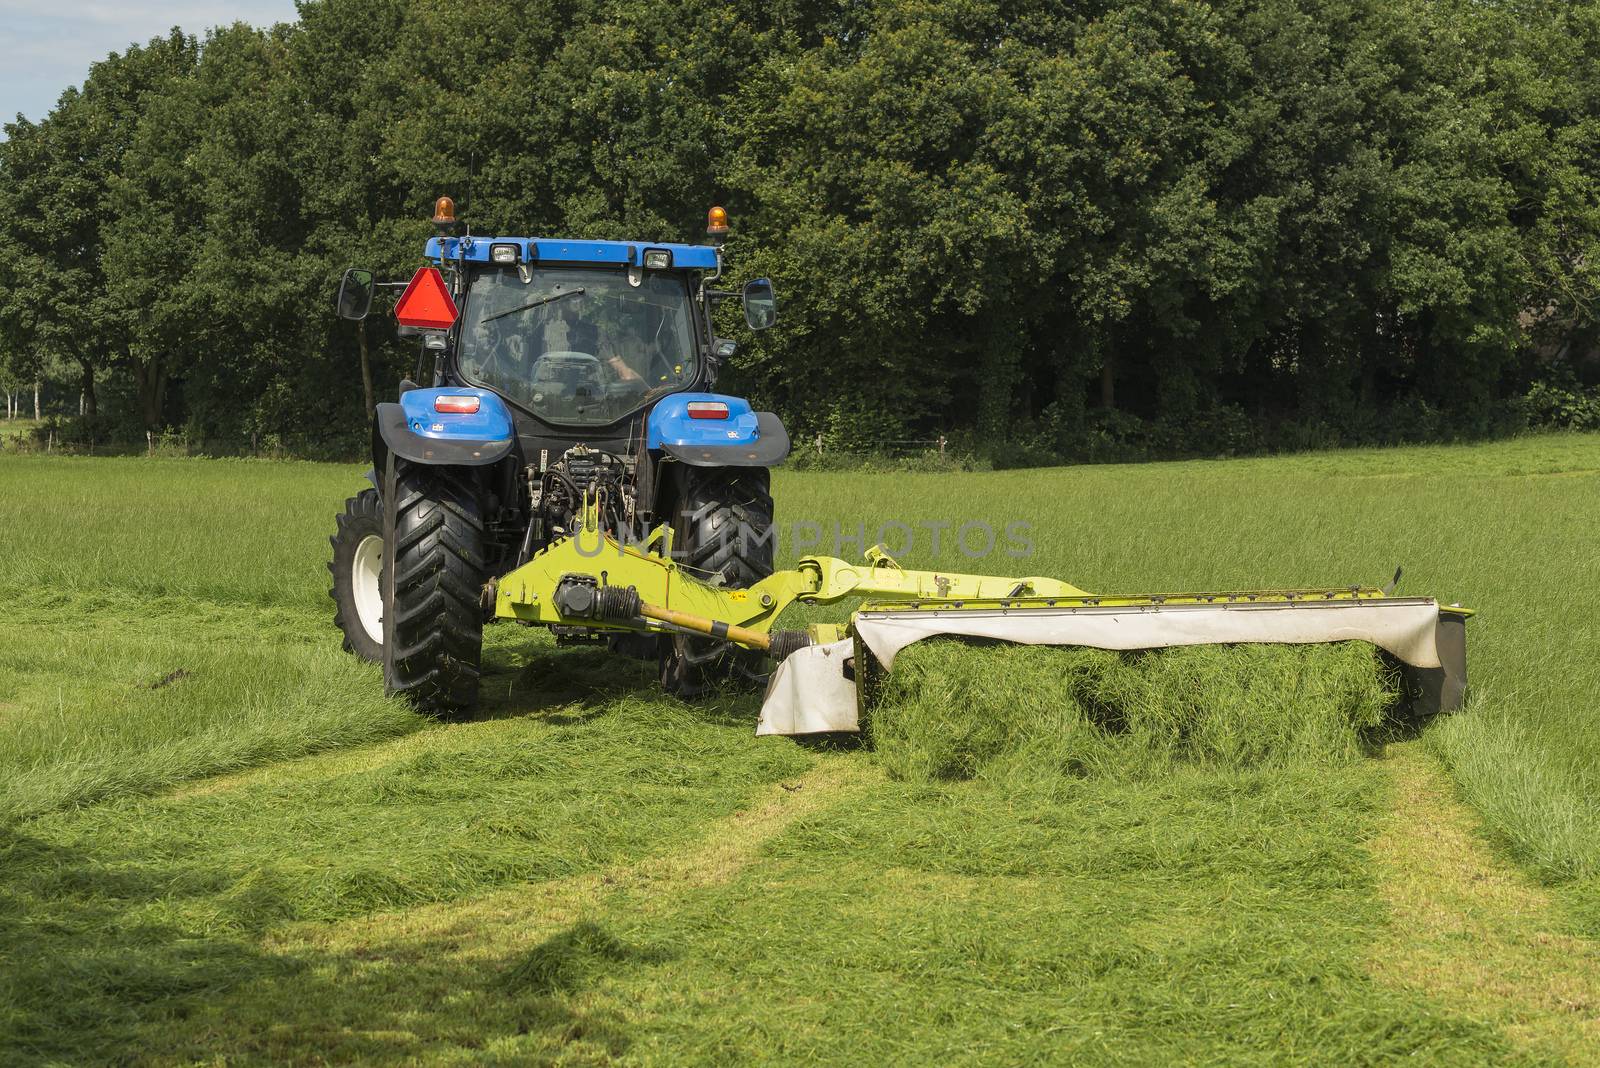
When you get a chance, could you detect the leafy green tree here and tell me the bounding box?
[100,30,203,433]
[6,0,1600,456]
[0,95,116,419]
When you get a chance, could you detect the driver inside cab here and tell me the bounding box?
[460,268,696,423]
[555,304,645,391]
[474,301,638,404]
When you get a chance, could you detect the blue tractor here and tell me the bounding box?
[327,199,787,714]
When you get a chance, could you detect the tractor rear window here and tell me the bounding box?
[457,267,697,426]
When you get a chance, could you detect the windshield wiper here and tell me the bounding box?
[479,288,585,325]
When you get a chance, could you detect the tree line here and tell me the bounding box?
[3,0,1599,462]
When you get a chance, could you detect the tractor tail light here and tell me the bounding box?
[434,395,481,414]
[687,402,729,420]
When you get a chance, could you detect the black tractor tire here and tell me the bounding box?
[328,488,386,662]
[659,466,776,698]
[382,459,488,716]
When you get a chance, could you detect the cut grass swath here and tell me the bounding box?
[869,640,1397,785]
[0,597,418,821]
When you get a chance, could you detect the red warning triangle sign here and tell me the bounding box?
[394,267,459,330]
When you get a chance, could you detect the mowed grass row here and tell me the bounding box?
[0,438,1597,1063]
[0,458,416,818]
[1,657,816,1064]
[0,599,415,819]
[88,760,1525,1065]
[1,641,1527,1063]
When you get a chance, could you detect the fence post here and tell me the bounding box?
[938,434,947,458]
[815,432,823,456]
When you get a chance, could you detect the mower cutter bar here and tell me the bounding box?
[487,522,1471,737]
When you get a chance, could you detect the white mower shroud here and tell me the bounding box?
[758,597,1458,736]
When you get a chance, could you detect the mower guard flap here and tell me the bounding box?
[756,598,1465,736]
[758,639,859,736]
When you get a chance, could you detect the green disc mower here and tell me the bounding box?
[491,498,1471,735]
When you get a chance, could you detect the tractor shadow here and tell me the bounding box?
[0,825,294,1064]
[0,823,666,1064]
[499,919,675,995]
[474,646,656,721]
[233,918,672,1062]
[474,645,763,729]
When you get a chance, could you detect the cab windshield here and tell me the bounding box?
[457,267,698,425]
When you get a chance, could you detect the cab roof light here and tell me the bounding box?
[643,248,672,269]
[434,395,481,414]
[432,196,456,224]
[686,401,729,420]
[706,205,729,236]
[490,243,520,264]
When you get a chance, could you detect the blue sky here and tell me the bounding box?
[2,0,300,128]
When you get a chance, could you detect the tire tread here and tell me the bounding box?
[660,467,776,697]
[328,488,385,662]
[384,462,486,714]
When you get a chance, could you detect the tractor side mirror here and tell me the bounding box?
[742,278,777,330]
[336,268,375,321]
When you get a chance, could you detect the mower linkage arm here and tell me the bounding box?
[784,547,1093,607]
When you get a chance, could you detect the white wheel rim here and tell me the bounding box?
[352,534,384,645]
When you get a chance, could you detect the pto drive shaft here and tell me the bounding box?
[551,574,811,658]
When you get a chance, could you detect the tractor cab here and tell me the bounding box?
[336,200,777,457]
[444,246,708,428]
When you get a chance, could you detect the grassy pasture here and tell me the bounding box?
[0,437,1598,1064]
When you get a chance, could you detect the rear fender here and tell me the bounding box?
[372,387,515,469]
[648,392,790,467]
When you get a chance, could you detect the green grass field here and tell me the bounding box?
[2,437,1598,1064]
